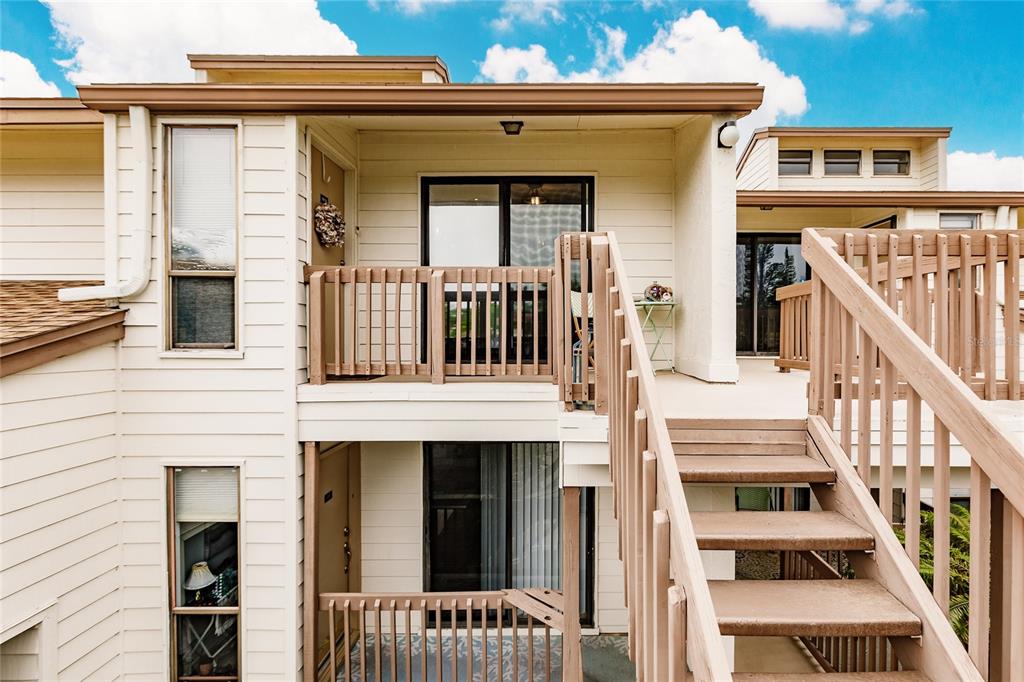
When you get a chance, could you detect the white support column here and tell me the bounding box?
[672,115,740,383]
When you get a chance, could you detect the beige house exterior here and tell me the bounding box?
[1,55,1021,682]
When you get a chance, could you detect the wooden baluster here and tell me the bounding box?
[1008,507,1024,680]
[933,237,952,613]
[377,269,386,375]
[360,268,370,375]
[435,600,442,682]
[393,269,402,374]
[960,234,974,382]
[466,598,473,682]
[390,600,398,682]
[516,268,524,376]
[984,234,998,399]
[328,599,337,679]
[969,462,992,674]
[404,600,412,682]
[533,267,540,376]
[512,605,519,682]
[343,600,351,682]
[877,236,899,524]
[430,271,444,384]
[652,510,670,682]
[501,268,509,377]
[528,614,535,682]
[455,269,463,376]
[419,601,427,682]
[545,620,552,682]
[809,273,824,414]
[470,268,478,375]
[581,238,590,403]
[347,269,356,375]
[497,599,504,681]
[333,272,342,375]
[359,600,367,680]
[642,450,657,681]
[373,600,383,681]
[905,235,924,567]
[562,237,573,404]
[1005,234,1020,399]
[450,600,457,682]
[841,234,856,455]
[410,269,418,375]
[485,268,493,373]
[667,586,686,682]
[480,599,488,682]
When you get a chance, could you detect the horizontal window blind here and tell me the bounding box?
[174,467,239,522]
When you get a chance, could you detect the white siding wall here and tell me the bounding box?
[736,138,772,190]
[112,114,299,680]
[776,137,931,191]
[0,128,105,280]
[595,487,626,632]
[0,345,122,680]
[360,443,423,592]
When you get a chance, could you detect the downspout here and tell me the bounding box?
[59,105,153,304]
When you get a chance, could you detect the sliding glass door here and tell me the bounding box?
[425,442,595,624]
[736,234,810,355]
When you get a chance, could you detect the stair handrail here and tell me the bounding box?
[802,228,1024,678]
[802,228,1024,509]
[601,231,733,680]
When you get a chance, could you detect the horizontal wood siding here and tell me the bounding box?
[114,114,296,680]
[0,345,122,680]
[777,137,929,191]
[736,137,771,190]
[596,487,627,632]
[360,443,423,592]
[0,128,105,279]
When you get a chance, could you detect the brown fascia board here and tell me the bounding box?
[737,190,1024,208]
[0,311,125,378]
[0,97,103,125]
[187,54,451,82]
[753,126,953,138]
[75,82,765,115]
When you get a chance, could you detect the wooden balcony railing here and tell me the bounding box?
[803,228,1024,680]
[306,266,555,384]
[777,229,1022,400]
[317,590,570,682]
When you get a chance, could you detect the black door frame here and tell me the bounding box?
[736,232,810,356]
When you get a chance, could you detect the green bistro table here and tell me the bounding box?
[633,299,676,371]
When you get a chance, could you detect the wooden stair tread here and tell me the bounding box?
[708,580,921,637]
[732,674,929,682]
[691,511,874,550]
[676,455,835,483]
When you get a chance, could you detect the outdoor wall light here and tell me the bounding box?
[500,120,524,136]
[717,121,740,148]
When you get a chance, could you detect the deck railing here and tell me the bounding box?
[804,228,1024,680]
[306,266,555,384]
[589,232,732,680]
[777,229,1022,400]
[317,590,569,682]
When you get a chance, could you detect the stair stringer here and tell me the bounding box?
[806,415,982,681]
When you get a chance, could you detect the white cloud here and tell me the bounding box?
[749,0,919,33]
[491,0,565,32]
[383,0,458,15]
[43,0,357,85]
[0,50,62,97]
[748,0,847,31]
[478,11,809,146]
[947,151,1024,191]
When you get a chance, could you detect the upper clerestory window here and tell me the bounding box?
[778,149,812,176]
[873,150,910,176]
[824,150,862,176]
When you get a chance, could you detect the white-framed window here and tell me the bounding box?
[166,126,238,350]
[168,466,240,681]
[873,150,910,176]
[778,149,813,176]
[824,149,862,176]
[939,212,981,230]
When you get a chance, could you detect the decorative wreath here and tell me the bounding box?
[314,200,345,249]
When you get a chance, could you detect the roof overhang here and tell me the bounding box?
[75,82,765,115]
[187,54,452,83]
[0,98,103,126]
[0,310,125,378]
[737,190,1024,208]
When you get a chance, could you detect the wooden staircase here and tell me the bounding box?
[669,418,936,679]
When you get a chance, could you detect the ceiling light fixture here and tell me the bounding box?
[500,120,524,136]
[527,185,546,206]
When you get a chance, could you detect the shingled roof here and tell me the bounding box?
[0,280,126,377]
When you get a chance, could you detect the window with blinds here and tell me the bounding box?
[168,467,240,680]
[167,127,238,349]
[939,212,981,230]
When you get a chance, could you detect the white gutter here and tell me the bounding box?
[59,105,152,304]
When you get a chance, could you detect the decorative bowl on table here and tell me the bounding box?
[643,281,673,302]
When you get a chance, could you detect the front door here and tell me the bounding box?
[736,233,810,355]
[317,443,360,661]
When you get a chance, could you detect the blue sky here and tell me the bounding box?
[1,0,1022,170]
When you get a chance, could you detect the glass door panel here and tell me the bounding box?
[427,183,500,266]
[508,182,586,267]
[736,234,810,355]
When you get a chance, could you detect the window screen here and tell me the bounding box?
[168,127,237,348]
[939,213,980,230]
[873,150,910,175]
[824,150,861,176]
[778,149,812,176]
